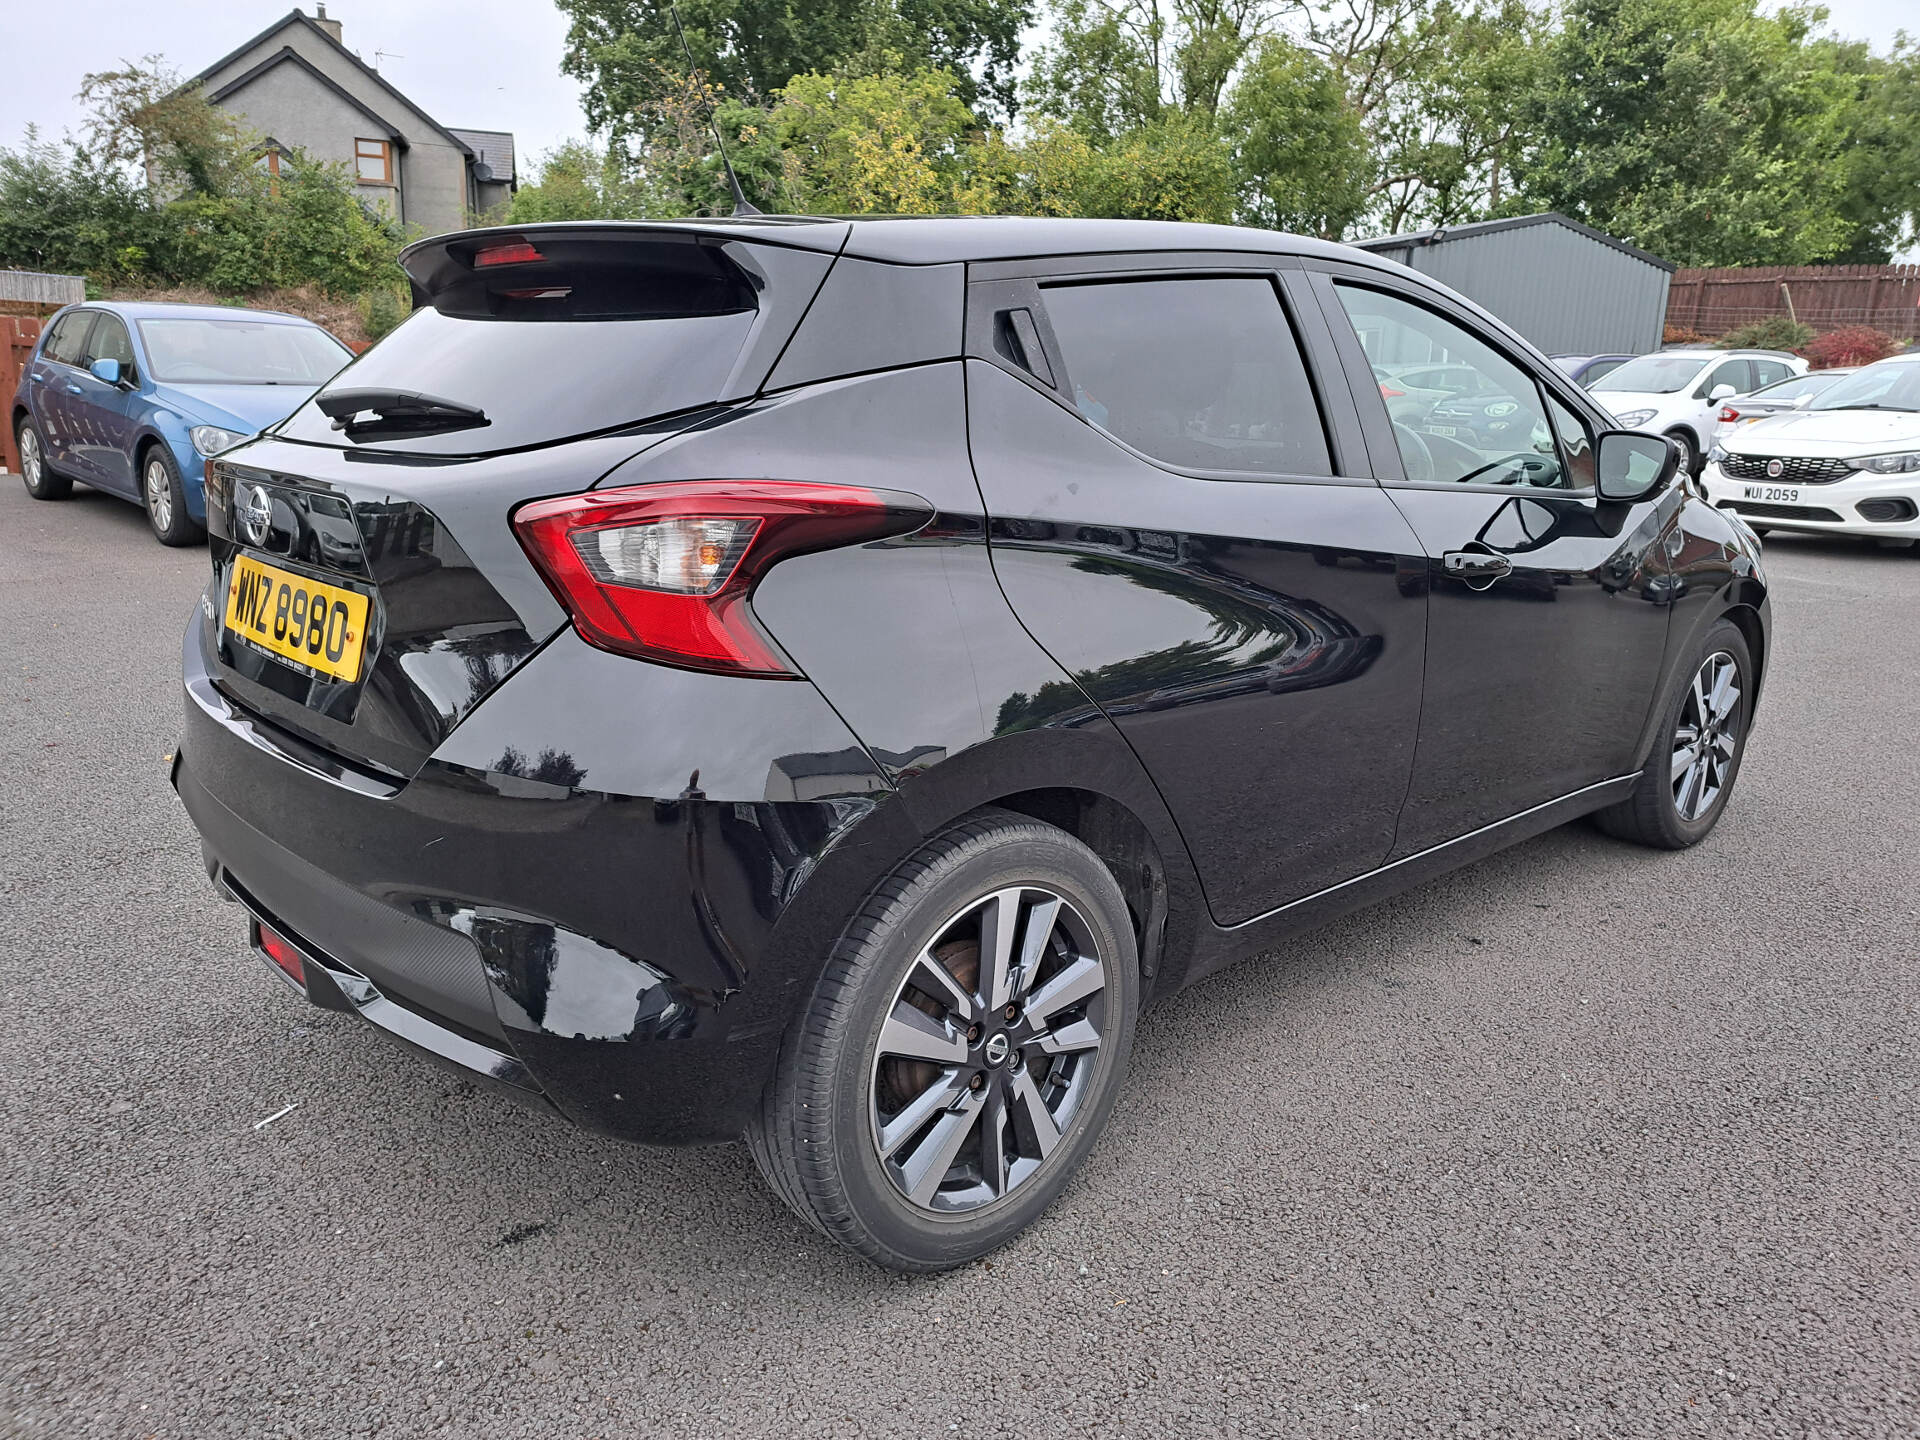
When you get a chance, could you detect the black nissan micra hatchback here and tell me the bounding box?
[175,217,1768,1270]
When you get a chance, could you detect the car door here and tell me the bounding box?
[72,312,141,494]
[1306,267,1675,856]
[965,254,1428,926]
[31,310,95,473]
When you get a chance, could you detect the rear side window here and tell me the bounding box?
[43,312,93,366]
[1040,277,1332,478]
[1751,358,1792,389]
[1699,359,1753,397]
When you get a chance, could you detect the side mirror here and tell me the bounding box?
[88,357,121,386]
[1596,429,1679,503]
[1709,383,1736,402]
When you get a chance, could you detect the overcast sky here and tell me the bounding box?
[0,0,1912,178]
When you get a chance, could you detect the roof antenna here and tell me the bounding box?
[663,0,761,217]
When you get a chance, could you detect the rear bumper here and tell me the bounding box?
[174,611,899,1145]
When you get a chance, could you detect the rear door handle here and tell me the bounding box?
[1442,551,1513,581]
[65,383,84,395]
[30,371,47,383]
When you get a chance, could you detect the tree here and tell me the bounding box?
[1025,0,1294,143]
[555,0,1030,147]
[772,68,978,213]
[960,113,1236,221]
[1220,35,1369,237]
[1509,0,1916,265]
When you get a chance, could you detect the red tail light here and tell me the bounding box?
[474,241,544,267]
[512,481,932,676]
[1718,406,1739,422]
[1380,385,1405,398]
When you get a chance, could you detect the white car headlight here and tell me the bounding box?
[1845,451,1920,475]
[1613,409,1658,428]
[189,425,249,458]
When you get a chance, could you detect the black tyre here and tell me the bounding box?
[140,444,204,547]
[1666,428,1700,478]
[15,417,71,500]
[1595,618,1753,848]
[748,809,1139,1271]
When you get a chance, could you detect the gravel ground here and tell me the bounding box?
[2,476,1916,1439]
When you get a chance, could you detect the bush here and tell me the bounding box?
[1663,322,1712,346]
[0,133,160,282]
[1802,325,1903,369]
[1717,316,1814,352]
[356,284,411,343]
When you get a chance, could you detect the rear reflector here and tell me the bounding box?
[257,923,305,986]
[512,481,932,677]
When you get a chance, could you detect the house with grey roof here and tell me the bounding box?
[186,6,515,236]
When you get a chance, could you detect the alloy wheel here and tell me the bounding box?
[1671,650,1742,821]
[868,886,1109,1214]
[20,428,41,488]
[146,459,173,532]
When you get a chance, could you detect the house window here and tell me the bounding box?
[355,138,392,184]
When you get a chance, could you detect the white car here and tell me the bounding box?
[1712,368,1856,444]
[1703,353,1920,545]
[1593,348,1808,475]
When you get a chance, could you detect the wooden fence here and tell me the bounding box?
[3,316,47,473]
[1666,263,1920,340]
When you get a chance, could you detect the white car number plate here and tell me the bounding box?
[1426,425,1457,438]
[1743,484,1801,504]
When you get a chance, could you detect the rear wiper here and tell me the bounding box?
[315,388,490,441]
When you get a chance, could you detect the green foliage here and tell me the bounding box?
[772,67,978,213]
[960,115,1235,222]
[0,131,160,281]
[1716,316,1814,352]
[357,285,411,343]
[1222,36,1369,237]
[507,139,653,222]
[554,0,1029,145]
[1511,0,1916,265]
[0,63,404,300]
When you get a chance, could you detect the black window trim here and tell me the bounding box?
[1301,262,1609,499]
[964,250,1373,488]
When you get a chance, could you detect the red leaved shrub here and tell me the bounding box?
[1663,322,1712,346]
[1802,325,1903,369]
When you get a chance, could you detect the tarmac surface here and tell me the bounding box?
[2,475,1916,1437]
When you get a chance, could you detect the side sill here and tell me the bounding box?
[1190,773,1641,975]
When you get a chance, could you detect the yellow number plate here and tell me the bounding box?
[224,554,371,683]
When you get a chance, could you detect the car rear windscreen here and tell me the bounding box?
[275,234,763,455]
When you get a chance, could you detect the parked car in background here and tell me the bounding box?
[1705,352,1920,546]
[11,302,353,545]
[1551,353,1635,387]
[173,215,1768,1271]
[1593,348,1808,475]
[1712,368,1856,443]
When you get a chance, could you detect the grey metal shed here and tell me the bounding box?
[1352,213,1675,356]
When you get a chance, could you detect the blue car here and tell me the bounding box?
[10,301,352,544]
